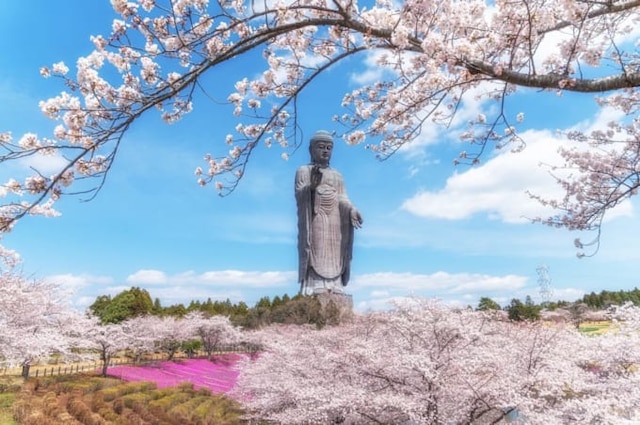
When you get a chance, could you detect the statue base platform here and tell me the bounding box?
[314,292,354,323]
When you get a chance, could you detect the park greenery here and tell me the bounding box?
[89,286,344,328]
[89,285,640,326]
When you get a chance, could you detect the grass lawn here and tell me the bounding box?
[579,321,611,335]
[0,392,17,425]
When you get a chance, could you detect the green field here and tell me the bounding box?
[0,393,18,425]
[579,321,611,335]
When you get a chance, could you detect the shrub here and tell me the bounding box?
[177,381,195,391]
[20,411,59,425]
[11,398,32,423]
[197,387,212,397]
[0,376,22,393]
[101,381,157,401]
[97,407,121,422]
[149,391,192,411]
[49,375,120,396]
[169,395,210,418]
[128,395,159,422]
[54,411,83,424]
[66,394,105,425]
[148,403,185,425]
[122,392,151,409]
[193,398,215,417]
[112,397,124,414]
[41,391,61,416]
[123,409,150,424]
[89,392,108,412]
[199,395,245,425]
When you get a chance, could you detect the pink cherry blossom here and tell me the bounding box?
[234,298,640,424]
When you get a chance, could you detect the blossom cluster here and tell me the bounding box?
[235,298,640,424]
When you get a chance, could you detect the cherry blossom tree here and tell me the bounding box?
[599,301,640,376]
[0,252,81,370]
[77,313,239,375]
[0,0,638,251]
[145,315,198,360]
[234,298,640,424]
[120,314,164,362]
[186,312,243,357]
[76,316,131,376]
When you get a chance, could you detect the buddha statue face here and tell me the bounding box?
[310,140,333,166]
[309,131,334,166]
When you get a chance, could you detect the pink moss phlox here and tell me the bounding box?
[108,354,248,393]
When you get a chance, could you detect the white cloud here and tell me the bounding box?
[401,111,636,225]
[127,269,168,284]
[74,296,99,309]
[370,289,390,298]
[198,270,296,287]
[147,286,246,306]
[47,269,298,312]
[351,271,527,294]
[353,291,506,312]
[546,287,585,303]
[98,269,297,310]
[349,50,391,86]
[126,268,296,288]
[355,295,410,312]
[45,273,113,292]
[402,129,565,223]
[19,154,69,176]
[104,285,133,295]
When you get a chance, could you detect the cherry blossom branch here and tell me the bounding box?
[0,0,639,250]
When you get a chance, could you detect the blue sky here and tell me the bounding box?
[1,1,639,312]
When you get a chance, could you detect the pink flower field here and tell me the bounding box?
[107,354,245,393]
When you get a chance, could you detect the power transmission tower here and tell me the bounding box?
[537,264,553,304]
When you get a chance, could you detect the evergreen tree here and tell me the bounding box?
[477,297,501,311]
